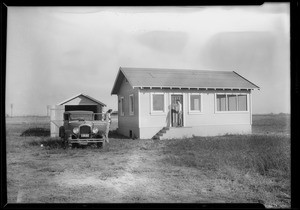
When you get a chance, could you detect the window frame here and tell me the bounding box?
[188,93,203,114]
[215,93,249,113]
[227,94,238,111]
[150,92,167,115]
[120,96,125,116]
[237,94,248,112]
[129,94,134,116]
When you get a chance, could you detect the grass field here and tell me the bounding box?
[5,114,290,207]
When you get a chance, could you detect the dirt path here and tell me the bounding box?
[13,145,228,203]
[52,148,166,202]
[104,149,164,202]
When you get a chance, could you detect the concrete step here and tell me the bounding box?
[160,127,194,140]
[152,127,171,140]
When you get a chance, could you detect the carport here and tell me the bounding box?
[50,93,106,137]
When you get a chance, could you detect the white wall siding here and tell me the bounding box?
[139,89,251,126]
[116,84,252,139]
[139,89,169,128]
[50,105,65,137]
[117,79,139,137]
[185,92,250,126]
[137,89,251,139]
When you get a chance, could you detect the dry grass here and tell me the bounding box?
[5,114,291,207]
[162,134,290,176]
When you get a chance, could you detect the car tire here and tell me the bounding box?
[59,126,65,138]
[97,142,103,148]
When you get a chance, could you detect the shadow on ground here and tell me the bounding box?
[20,128,50,137]
[108,130,130,139]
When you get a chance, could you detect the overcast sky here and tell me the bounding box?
[6,4,290,116]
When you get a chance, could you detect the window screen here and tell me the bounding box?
[217,94,226,111]
[153,94,164,111]
[129,95,134,114]
[190,94,201,111]
[227,95,237,111]
[238,95,247,111]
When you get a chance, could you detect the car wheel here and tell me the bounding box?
[59,126,65,138]
[96,142,103,148]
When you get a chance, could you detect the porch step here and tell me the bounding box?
[152,127,170,140]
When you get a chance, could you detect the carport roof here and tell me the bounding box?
[111,67,260,94]
[58,93,106,106]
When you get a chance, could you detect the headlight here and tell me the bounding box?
[92,128,99,134]
[73,127,79,134]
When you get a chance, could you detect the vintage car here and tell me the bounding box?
[59,110,109,148]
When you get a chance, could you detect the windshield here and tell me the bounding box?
[69,113,93,121]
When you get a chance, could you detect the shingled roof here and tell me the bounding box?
[111,67,259,94]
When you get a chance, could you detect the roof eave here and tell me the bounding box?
[135,86,259,90]
[57,93,106,106]
[81,94,107,106]
[57,93,83,105]
[233,71,260,89]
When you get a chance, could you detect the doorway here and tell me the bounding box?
[171,94,183,127]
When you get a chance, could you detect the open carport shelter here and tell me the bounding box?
[50,93,106,137]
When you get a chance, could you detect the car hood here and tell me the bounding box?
[68,121,93,128]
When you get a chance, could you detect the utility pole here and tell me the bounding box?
[10,104,13,117]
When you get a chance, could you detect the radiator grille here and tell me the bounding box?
[79,125,91,138]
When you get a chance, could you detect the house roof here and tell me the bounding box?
[111,67,260,94]
[58,93,106,106]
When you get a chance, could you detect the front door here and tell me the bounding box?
[171,95,183,127]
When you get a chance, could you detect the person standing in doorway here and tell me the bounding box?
[176,100,183,127]
[172,101,178,126]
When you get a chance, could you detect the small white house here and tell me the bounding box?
[111,67,259,139]
[50,93,106,137]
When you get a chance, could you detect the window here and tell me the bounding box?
[153,94,164,111]
[227,95,237,111]
[216,94,226,111]
[216,94,248,112]
[189,93,202,113]
[120,97,125,116]
[129,94,134,115]
[151,93,165,114]
[238,95,247,111]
